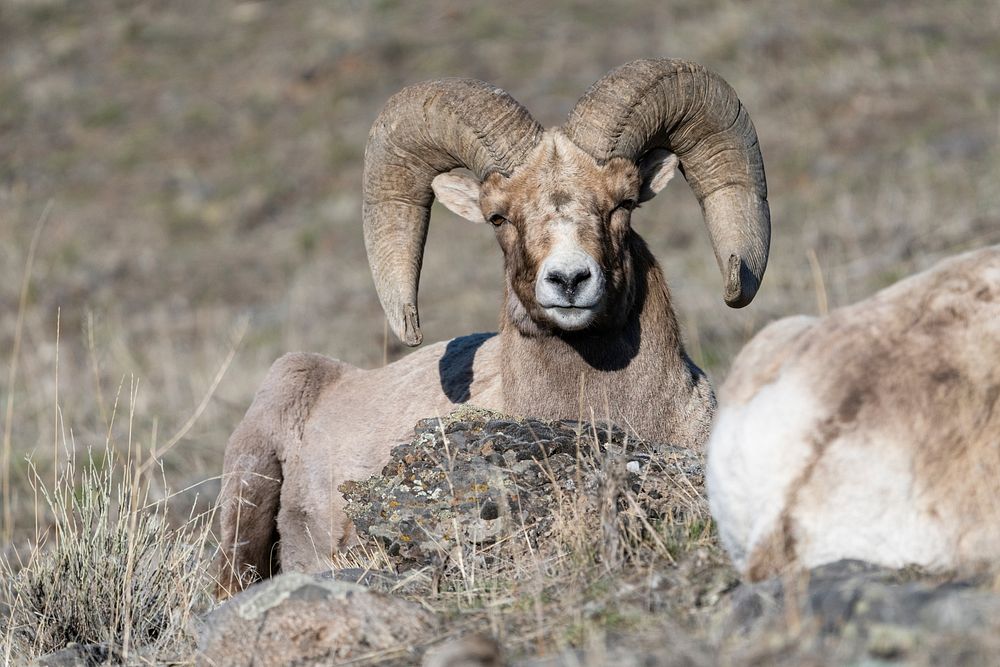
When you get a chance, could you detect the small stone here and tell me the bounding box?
[479,500,500,520]
[866,623,916,659]
[423,634,503,667]
[32,644,117,667]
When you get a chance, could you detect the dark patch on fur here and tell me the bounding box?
[975,285,993,301]
[550,189,571,209]
[813,386,870,445]
[560,319,641,371]
[836,387,867,425]
[983,385,1000,423]
[930,365,962,385]
[439,333,494,402]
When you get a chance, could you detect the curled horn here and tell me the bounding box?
[363,79,543,346]
[565,59,770,307]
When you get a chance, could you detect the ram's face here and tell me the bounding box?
[433,132,677,334]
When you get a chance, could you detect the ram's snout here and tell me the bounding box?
[535,232,605,330]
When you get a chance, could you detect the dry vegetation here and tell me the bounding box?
[0,423,211,663]
[2,0,1000,663]
[333,411,726,663]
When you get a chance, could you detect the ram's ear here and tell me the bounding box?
[432,172,487,223]
[638,149,680,202]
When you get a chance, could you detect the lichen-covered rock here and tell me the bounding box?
[725,559,999,635]
[317,567,429,595]
[197,572,438,666]
[716,559,1000,665]
[340,408,705,573]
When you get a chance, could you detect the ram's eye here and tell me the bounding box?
[488,213,507,227]
[615,199,637,213]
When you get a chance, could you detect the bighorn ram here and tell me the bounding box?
[217,59,771,592]
[708,246,1000,581]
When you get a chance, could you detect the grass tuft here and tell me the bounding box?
[0,440,212,663]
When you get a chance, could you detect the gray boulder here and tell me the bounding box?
[197,572,438,666]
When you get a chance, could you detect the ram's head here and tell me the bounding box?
[363,60,771,345]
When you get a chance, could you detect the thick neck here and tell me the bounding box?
[498,234,712,446]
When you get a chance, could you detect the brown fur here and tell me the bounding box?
[745,523,795,582]
[795,251,1000,536]
[500,232,713,445]
[480,135,643,336]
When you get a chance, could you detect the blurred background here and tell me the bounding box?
[2,0,999,542]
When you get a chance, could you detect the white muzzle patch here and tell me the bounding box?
[535,225,605,331]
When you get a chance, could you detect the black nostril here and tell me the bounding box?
[569,267,591,289]
[546,267,592,295]
[546,271,567,288]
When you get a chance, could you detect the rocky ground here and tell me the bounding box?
[194,413,1000,666]
[4,0,1000,552]
[16,411,1000,665]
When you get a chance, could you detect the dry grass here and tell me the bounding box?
[461,458,720,662]
[336,418,725,662]
[0,389,213,664]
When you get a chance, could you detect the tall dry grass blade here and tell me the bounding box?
[141,316,247,470]
[806,247,830,317]
[52,306,60,548]
[120,378,141,661]
[85,311,110,431]
[2,201,52,543]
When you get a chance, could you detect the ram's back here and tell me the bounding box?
[708,245,1000,580]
